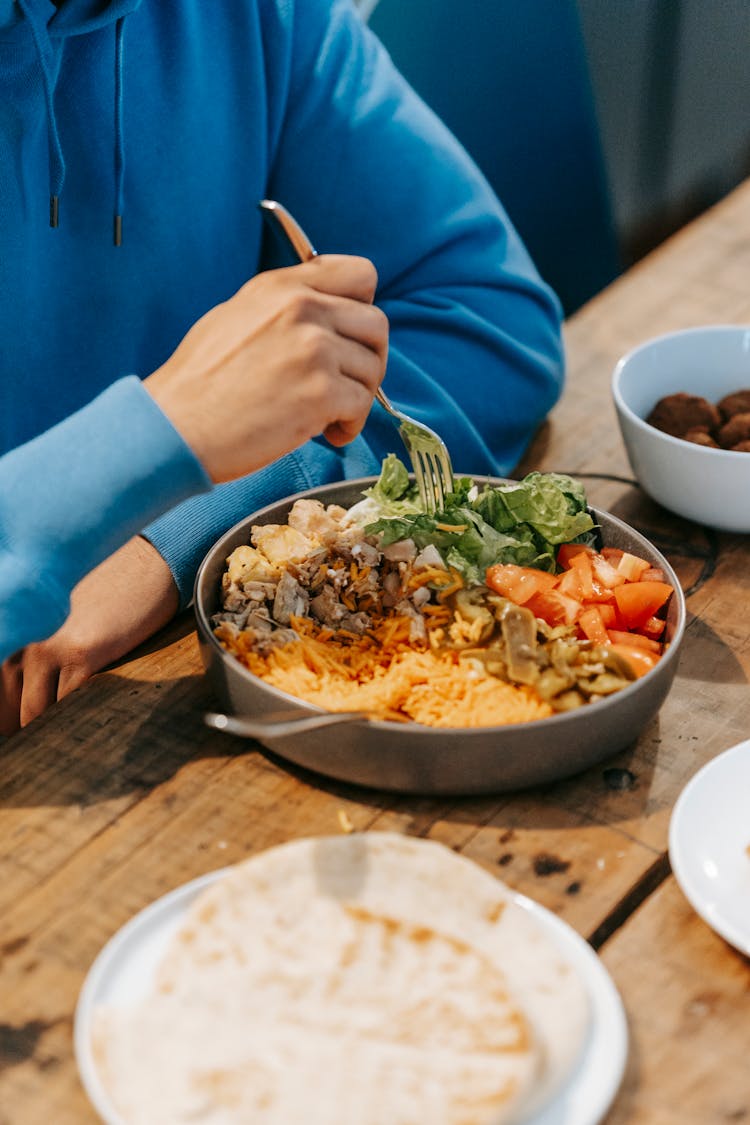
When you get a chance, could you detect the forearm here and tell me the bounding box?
[0,376,209,659]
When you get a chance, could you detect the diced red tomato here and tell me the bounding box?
[616,551,651,582]
[591,553,627,589]
[578,606,609,645]
[597,603,618,628]
[568,551,595,598]
[613,581,673,630]
[607,629,662,654]
[557,543,594,568]
[557,566,585,600]
[608,643,660,678]
[525,589,582,627]
[641,615,666,641]
[484,542,672,680]
[640,566,666,583]
[584,577,617,605]
[485,564,558,604]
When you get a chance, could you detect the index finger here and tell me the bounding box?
[296,255,378,304]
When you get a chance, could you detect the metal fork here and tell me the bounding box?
[259,199,455,511]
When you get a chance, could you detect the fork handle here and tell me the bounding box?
[260,201,395,415]
[259,199,318,262]
[375,387,396,413]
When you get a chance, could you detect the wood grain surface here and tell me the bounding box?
[2,181,750,1124]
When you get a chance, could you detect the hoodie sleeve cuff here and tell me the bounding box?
[0,375,212,621]
[143,434,380,607]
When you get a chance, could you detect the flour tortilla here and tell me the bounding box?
[93,834,589,1125]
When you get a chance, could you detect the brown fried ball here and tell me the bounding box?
[646,393,721,438]
[717,389,750,421]
[718,411,750,449]
[730,440,750,453]
[683,428,719,448]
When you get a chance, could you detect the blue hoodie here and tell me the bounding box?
[0,376,210,660]
[0,0,564,610]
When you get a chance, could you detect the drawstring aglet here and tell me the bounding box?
[49,195,59,228]
[113,214,123,247]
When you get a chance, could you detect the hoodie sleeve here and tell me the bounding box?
[0,376,210,661]
[143,0,564,607]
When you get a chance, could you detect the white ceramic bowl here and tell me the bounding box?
[612,325,750,532]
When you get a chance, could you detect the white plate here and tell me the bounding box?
[75,869,628,1125]
[669,738,750,955]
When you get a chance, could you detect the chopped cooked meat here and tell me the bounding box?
[288,498,348,543]
[717,389,750,421]
[414,544,445,570]
[684,428,719,448]
[225,545,278,585]
[351,540,381,568]
[252,524,317,567]
[309,585,348,627]
[289,547,328,588]
[646,393,720,438]
[273,570,309,625]
[411,586,431,608]
[382,538,417,563]
[381,569,402,607]
[255,626,300,653]
[718,411,750,449]
[393,599,428,644]
[730,440,750,452]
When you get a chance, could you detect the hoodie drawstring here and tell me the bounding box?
[17,0,66,228]
[113,16,125,246]
[18,3,128,245]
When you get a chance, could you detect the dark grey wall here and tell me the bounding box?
[577,0,750,261]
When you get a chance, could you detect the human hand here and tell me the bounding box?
[0,537,177,734]
[145,255,388,483]
[0,258,386,731]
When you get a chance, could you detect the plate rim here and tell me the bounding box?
[74,861,628,1125]
[669,737,750,956]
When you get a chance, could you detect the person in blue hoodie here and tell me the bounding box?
[0,0,564,731]
[0,254,387,666]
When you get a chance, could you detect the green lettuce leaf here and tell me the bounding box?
[362,453,422,517]
[362,457,596,582]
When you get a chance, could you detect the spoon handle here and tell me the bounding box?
[204,709,369,740]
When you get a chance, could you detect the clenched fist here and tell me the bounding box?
[146,255,388,482]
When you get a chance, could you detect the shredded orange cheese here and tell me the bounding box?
[218,612,552,729]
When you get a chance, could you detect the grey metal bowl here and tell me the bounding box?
[194,477,685,795]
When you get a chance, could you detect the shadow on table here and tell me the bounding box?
[0,671,233,810]
[0,661,650,827]
[0,594,744,840]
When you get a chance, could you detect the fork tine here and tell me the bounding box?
[404,435,452,513]
[424,455,443,512]
[427,456,442,511]
[427,447,453,511]
[429,452,448,511]
[412,449,432,511]
[435,449,453,503]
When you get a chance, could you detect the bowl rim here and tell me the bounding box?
[612,323,750,459]
[194,477,686,736]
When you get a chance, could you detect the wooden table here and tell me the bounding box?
[3,182,750,1125]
